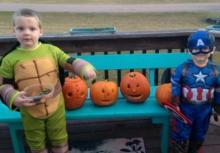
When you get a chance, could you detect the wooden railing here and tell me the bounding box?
[1,30,220,84]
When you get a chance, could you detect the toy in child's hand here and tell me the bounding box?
[163,103,192,125]
[24,84,54,103]
[155,83,192,125]
[32,88,52,103]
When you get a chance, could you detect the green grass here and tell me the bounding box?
[0,0,219,4]
[1,12,220,35]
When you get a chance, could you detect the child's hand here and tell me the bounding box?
[72,58,96,81]
[82,66,96,81]
[13,91,35,107]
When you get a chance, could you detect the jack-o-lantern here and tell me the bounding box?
[90,80,118,106]
[155,83,172,105]
[63,76,88,109]
[120,71,150,103]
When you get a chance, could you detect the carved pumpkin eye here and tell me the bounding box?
[127,84,131,88]
[68,92,72,97]
[80,92,85,96]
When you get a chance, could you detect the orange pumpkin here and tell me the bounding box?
[63,76,88,109]
[120,71,150,103]
[155,83,172,105]
[90,80,118,106]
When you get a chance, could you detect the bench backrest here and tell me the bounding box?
[77,52,191,85]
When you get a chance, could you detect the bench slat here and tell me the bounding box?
[77,52,191,70]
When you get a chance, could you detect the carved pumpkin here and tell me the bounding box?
[120,71,150,103]
[90,80,118,106]
[155,83,172,105]
[63,76,88,109]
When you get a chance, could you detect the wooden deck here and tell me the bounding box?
[1,117,220,153]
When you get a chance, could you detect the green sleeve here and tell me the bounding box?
[0,56,14,79]
[51,45,70,67]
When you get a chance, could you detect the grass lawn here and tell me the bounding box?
[1,12,220,35]
[0,0,219,4]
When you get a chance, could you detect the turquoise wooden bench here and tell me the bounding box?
[0,52,191,153]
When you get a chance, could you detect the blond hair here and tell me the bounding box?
[12,8,42,28]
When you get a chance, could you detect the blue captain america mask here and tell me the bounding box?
[187,30,215,55]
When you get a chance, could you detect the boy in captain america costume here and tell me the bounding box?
[171,30,220,153]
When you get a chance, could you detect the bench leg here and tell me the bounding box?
[152,116,170,153]
[9,123,25,153]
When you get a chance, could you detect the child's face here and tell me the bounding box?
[13,16,42,49]
[191,51,213,67]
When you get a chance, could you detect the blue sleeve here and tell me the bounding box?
[214,66,220,105]
[171,64,184,97]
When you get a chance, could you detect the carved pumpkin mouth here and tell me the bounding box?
[128,94,142,97]
[127,95,143,100]
[101,99,111,102]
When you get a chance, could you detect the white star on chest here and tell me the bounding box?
[193,71,208,83]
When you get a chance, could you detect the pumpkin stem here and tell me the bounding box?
[129,73,136,78]
[69,72,77,79]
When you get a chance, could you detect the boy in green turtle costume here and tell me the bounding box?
[0,8,96,153]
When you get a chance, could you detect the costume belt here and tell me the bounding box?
[182,86,214,104]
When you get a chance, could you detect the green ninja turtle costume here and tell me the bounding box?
[0,43,69,151]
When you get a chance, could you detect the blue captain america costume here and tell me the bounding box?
[172,59,220,104]
[171,59,220,143]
